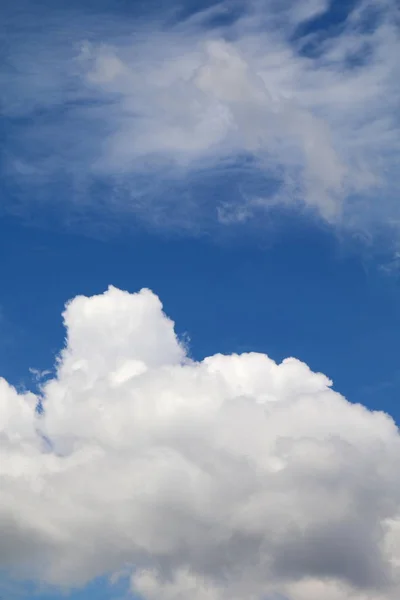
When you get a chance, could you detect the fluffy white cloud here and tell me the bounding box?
[2,0,399,238]
[1,286,400,600]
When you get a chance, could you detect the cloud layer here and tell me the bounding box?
[1,286,400,599]
[1,0,400,237]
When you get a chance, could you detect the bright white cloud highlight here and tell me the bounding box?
[2,0,400,237]
[1,286,400,599]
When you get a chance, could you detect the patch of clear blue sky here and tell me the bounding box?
[1,1,399,599]
[291,0,382,62]
[0,573,130,600]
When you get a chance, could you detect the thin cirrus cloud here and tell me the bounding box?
[1,0,400,236]
[1,286,400,600]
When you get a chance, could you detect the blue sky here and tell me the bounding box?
[1,1,400,600]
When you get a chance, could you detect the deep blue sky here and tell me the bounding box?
[1,0,400,599]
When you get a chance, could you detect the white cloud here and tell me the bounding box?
[1,0,399,239]
[1,286,400,599]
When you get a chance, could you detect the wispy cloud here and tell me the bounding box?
[1,0,399,238]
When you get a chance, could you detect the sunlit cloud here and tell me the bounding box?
[1,286,400,599]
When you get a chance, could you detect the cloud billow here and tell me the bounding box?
[1,286,399,600]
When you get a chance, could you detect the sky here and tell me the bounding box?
[1,1,400,600]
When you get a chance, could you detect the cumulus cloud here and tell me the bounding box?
[1,286,400,599]
[1,0,399,237]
